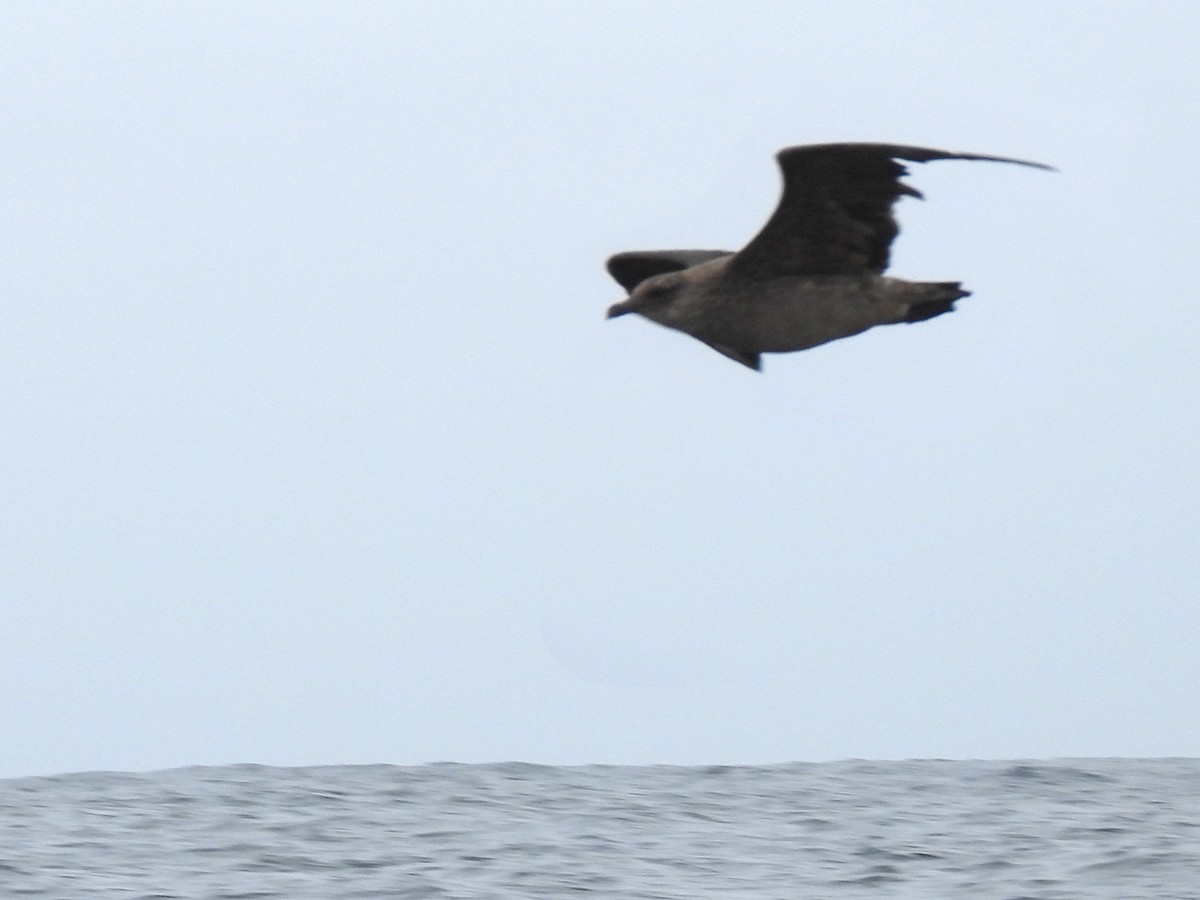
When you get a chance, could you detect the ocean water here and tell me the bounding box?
[1,759,1196,898]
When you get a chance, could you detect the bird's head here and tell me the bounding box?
[606,271,685,320]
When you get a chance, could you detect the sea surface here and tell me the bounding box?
[1,758,1197,898]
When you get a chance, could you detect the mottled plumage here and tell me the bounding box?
[606,142,1052,371]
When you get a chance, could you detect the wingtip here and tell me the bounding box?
[930,150,1057,172]
[775,142,1056,173]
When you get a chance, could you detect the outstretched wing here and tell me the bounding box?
[605,249,732,292]
[728,143,1052,279]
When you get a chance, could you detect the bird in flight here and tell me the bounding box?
[605,142,1052,371]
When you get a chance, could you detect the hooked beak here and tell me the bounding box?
[606,298,639,319]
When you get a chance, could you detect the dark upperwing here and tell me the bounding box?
[605,249,732,293]
[726,143,1053,280]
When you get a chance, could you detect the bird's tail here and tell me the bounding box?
[903,282,971,323]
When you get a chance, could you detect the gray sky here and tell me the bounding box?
[3,2,1198,778]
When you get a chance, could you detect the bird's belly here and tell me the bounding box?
[711,277,908,353]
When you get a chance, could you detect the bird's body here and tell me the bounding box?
[605,143,1051,370]
[623,258,965,369]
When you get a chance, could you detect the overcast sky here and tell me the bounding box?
[3,2,1197,778]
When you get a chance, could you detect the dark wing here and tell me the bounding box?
[605,249,732,292]
[727,143,1053,279]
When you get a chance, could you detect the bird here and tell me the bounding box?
[605,142,1052,371]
